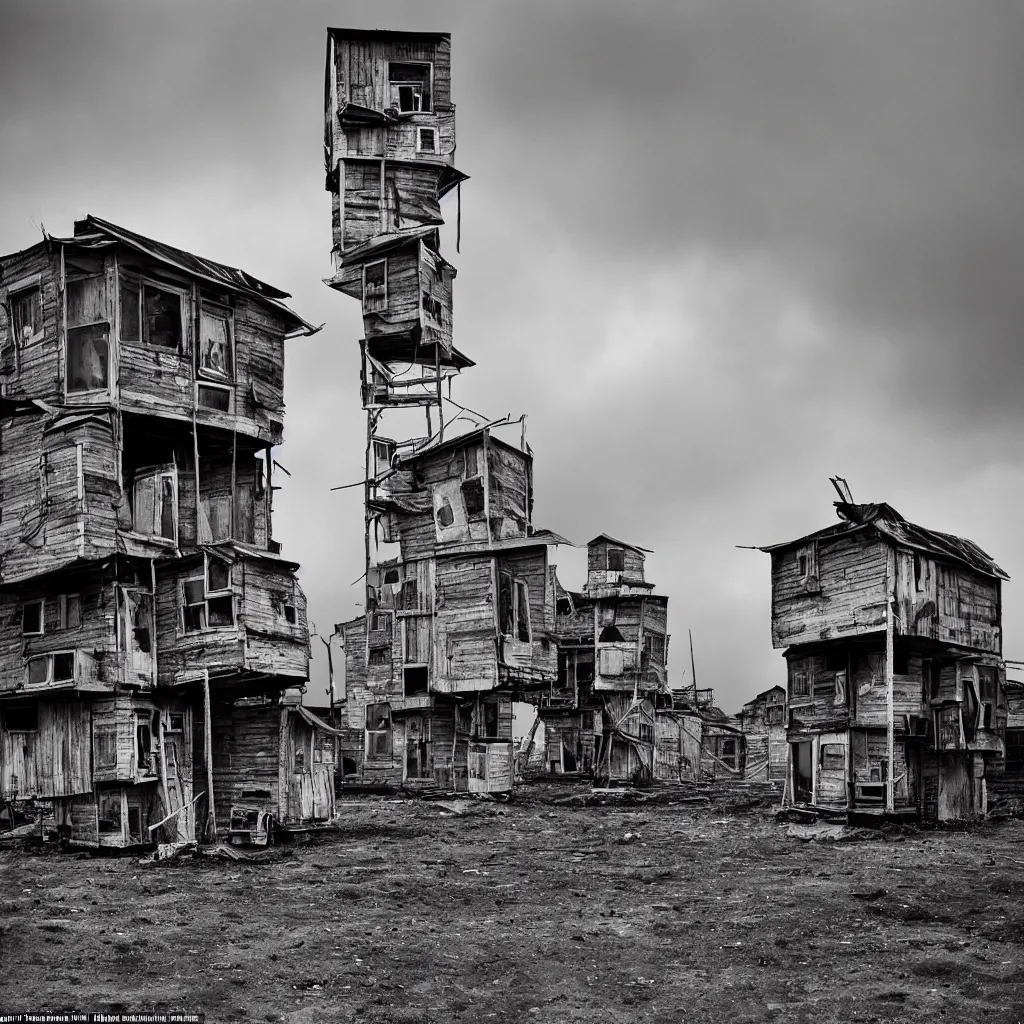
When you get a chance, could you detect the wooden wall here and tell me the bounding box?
[0,697,92,799]
[433,555,497,694]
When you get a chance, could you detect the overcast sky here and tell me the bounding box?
[4,1,1024,712]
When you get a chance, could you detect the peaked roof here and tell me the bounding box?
[760,501,1008,580]
[588,534,652,554]
[68,216,318,336]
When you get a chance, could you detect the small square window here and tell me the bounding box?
[52,652,75,681]
[208,595,234,627]
[167,713,185,733]
[197,383,231,412]
[22,601,44,636]
[284,605,296,625]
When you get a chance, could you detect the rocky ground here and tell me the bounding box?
[1,787,1023,1023]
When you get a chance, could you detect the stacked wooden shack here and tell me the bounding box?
[737,685,788,782]
[0,216,337,846]
[325,29,563,792]
[534,536,673,784]
[759,487,1009,820]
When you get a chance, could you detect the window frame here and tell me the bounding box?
[58,594,82,631]
[416,127,437,154]
[119,274,187,353]
[6,274,44,347]
[132,465,179,544]
[789,657,811,701]
[362,259,388,314]
[365,702,393,759]
[25,650,78,687]
[196,380,232,414]
[387,60,433,113]
[22,599,45,637]
[181,554,235,634]
[197,301,235,383]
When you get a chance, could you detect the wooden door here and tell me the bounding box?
[792,741,813,803]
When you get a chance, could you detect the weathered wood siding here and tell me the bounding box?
[210,702,282,827]
[433,555,497,693]
[893,547,1001,654]
[0,697,92,799]
[771,535,889,648]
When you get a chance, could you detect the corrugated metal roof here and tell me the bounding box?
[67,216,318,336]
[759,502,1008,580]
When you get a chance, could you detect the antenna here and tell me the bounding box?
[829,476,854,503]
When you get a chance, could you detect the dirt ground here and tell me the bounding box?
[2,788,1023,1024]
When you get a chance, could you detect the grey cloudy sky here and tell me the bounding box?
[3,0,1023,711]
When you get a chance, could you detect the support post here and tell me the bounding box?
[885,546,895,813]
[203,669,216,840]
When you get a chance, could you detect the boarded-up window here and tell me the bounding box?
[11,285,42,344]
[820,743,845,769]
[363,260,387,313]
[66,324,109,392]
[143,284,182,349]
[199,307,233,379]
[67,277,106,328]
[366,703,392,757]
[600,647,624,676]
[790,659,810,698]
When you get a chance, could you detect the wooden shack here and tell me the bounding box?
[759,492,1009,820]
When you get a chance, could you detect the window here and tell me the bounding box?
[132,468,177,541]
[25,652,76,687]
[789,659,810,699]
[483,702,499,738]
[95,724,117,767]
[600,625,624,642]
[404,665,428,695]
[4,703,37,732]
[607,548,624,573]
[22,600,44,636]
[416,127,437,154]
[167,713,185,733]
[388,61,432,112]
[400,577,419,611]
[577,652,595,684]
[498,572,531,642]
[796,543,816,580]
[820,744,845,770]
[120,278,182,350]
[197,382,231,412]
[199,305,233,379]
[66,323,109,393]
[461,477,484,517]
[644,634,666,664]
[58,594,82,631]
[914,553,926,592]
[366,703,392,757]
[10,283,43,345]
[422,291,443,323]
[182,556,234,632]
[834,671,847,706]
[363,260,387,313]
[765,704,785,726]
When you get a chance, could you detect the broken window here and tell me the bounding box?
[461,477,485,517]
[416,127,437,153]
[607,548,624,573]
[182,556,234,633]
[369,648,388,666]
[22,600,44,636]
[4,703,37,732]
[365,702,392,758]
[143,283,182,349]
[136,715,154,775]
[199,306,233,380]
[834,671,847,706]
[66,323,109,393]
[404,665,428,695]
[132,468,177,541]
[435,497,455,529]
[363,260,387,313]
[10,284,42,345]
[498,575,531,643]
[388,61,432,112]
[422,291,444,323]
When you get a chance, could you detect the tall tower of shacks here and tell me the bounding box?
[324,29,565,791]
[0,217,337,848]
